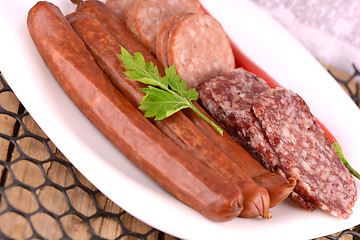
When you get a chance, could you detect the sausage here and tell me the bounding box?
[165,13,235,88]
[253,88,357,219]
[67,15,270,219]
[69,1,272,218]
[73,0,297,212]
[27,1,244,222]
[124,0,203,54]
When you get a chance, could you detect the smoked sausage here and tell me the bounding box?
[68,11,270,218]
[27,1,244,221]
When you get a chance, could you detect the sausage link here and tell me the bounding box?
[27,1,244,222]
[69,1,272,218]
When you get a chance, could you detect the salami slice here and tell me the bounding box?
[125,0,203,54]
[231,95,282,175]
[197,68,280,173]
[253,87,357,218]
[167,13,235,88]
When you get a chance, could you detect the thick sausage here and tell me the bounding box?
[27,1,244,221]
[124,0,203,54]
[69,1,273,218]
[165,13,235,88]
[68,12,271,218]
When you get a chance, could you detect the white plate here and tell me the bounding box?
[0,0,359,239]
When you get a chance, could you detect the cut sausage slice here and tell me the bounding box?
[253,87,357,219]
[156,12,191,68]
[125,0,203,54]
[167,13,235,88]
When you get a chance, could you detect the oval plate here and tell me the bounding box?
[0,0,359,239]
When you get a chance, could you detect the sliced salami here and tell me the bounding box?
[253,87,357,218]
[197,68,279,172]
[167,13,235,88]
[231,95,282,175]
[125,0,203,54]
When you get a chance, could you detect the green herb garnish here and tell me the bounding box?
[117,46,223,135]
[333,142,360,180]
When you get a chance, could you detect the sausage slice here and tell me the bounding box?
[166,13,235,88]
[125,0,203,54]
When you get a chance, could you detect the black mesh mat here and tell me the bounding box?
[0,66,359,239]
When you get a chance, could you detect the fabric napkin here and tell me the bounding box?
[249,0,360,75]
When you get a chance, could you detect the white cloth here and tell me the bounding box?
[249,0,360,75]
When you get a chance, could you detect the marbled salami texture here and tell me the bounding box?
[197,68,281,174]
[253,88,357,218]
[198,68,357,218]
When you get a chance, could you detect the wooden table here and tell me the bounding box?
[0,68,359,239]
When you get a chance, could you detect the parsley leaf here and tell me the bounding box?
[333,142,360,180]
[139,86,191,120]
[117,46,223,135]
